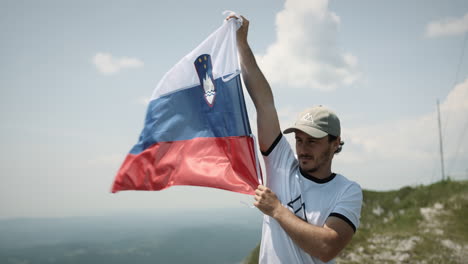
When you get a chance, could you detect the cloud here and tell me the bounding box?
[337,77,468,189]
[256,0,360,91]
[87,154,124,167]
[426,12,468,37]
[136,96,151,106]
[93,53,144,74]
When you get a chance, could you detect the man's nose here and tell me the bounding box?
[297,145,306,155]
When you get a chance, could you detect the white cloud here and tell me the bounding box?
[426,12,468,37]
[87,154,124,167]
[336,77,468,189]
[136,96,151,106]
[256,0,360,91]
[93,52,144,75]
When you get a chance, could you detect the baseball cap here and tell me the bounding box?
[283,105,340,138]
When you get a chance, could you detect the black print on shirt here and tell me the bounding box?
[287,195,307,222]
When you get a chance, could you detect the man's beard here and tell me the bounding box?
[301,147,332,174]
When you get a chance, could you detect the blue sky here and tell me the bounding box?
[1,0,467,218]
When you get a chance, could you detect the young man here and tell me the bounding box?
[229,15,363,263]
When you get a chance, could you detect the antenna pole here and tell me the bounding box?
[437,100,445,181]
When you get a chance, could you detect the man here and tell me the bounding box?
[228,15,363,263]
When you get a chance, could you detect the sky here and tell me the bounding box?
[1,0,468,219]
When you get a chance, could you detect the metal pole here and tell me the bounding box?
[437,100,445,181]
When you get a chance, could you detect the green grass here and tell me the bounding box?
[243,179,468,264]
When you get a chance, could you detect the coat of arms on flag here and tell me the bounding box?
[111,17,262,195]
[195,54,216,107]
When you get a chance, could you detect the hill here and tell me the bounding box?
[243,179,468,264]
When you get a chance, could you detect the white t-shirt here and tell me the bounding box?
[259,134,362,264]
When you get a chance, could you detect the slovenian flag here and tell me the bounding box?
[111,17,262,195]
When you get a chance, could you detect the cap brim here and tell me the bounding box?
[283,125,328,138]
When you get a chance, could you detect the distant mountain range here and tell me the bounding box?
[243,180,468,264]
[0,208,263,264]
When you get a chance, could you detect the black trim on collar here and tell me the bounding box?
[261,133,283,156]
[300,169,336,184]
[329,213,356,233]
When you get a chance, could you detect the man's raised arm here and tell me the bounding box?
[229,16,281,152]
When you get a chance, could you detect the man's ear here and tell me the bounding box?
[335,136,341,150]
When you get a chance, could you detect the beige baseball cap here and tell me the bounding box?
[283,105,340,138]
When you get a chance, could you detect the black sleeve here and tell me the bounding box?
[329,213,357,233]
[261,133,283,156]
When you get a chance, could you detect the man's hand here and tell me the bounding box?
[254,185,283,218]
[226,15,249,47]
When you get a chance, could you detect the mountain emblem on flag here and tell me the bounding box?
[194,54,216,107]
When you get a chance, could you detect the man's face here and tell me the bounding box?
[295,130,337,174]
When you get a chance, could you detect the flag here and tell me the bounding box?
[111,18,262,195]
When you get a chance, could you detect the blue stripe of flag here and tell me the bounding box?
[130,75,251,155]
